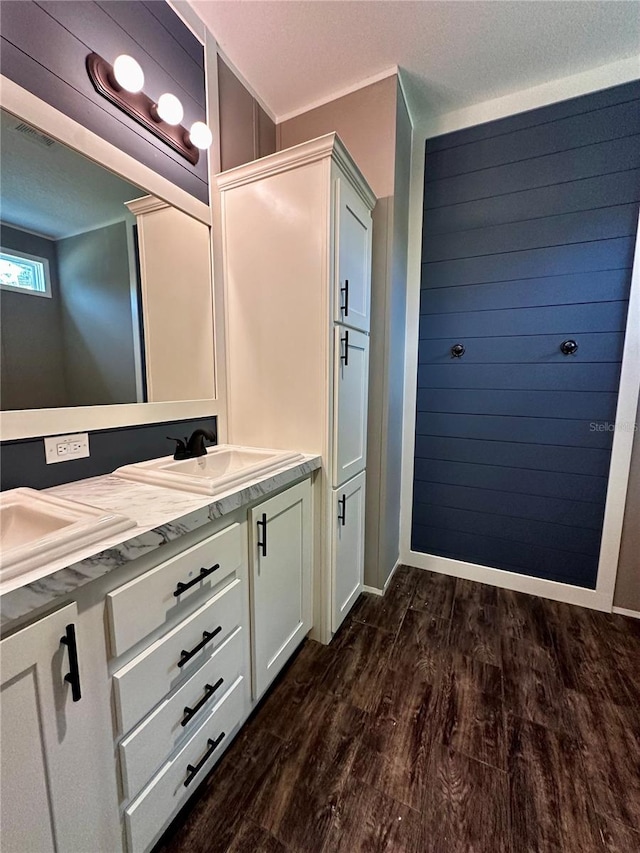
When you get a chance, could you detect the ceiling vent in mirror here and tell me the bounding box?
[13,122,56,148]
[86,52,213,165]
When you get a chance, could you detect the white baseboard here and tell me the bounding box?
[362,558,401,597]
[612,606,640,620]
[402,550,612,612]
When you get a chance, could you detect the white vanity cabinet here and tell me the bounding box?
[0,472,316,853]
[218,133,375,641]
[0,602,119,853]
[249,478,312,699]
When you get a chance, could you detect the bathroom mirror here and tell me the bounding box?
[0,106,216,416]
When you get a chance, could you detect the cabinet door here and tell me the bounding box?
[334,175,372,332]
[332,471,366,633]
[334,326,370,487]
[0,603,94,853]
[249,479,312,699]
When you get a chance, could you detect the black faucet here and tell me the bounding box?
[167,428,217,460]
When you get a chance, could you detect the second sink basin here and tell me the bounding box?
[0,488,135,587]
[113,444,305,495]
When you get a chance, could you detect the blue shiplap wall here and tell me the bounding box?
[412,79,640,589]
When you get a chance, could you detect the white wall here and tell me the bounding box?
[400,56,640,612]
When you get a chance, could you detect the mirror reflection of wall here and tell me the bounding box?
[0,108,148,410]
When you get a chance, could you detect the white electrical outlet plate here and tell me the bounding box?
[44,433,90,464]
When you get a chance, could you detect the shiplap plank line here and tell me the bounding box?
[419,270,631,314]
[422,237,635,288]
[418,300,628,338]
[424,135,640,209]
[422,203,639,262]
[416,388,618,422]
[417,363,622,393]
[141,0,204,65]
[427,79,640,153]
[425,169,640,235]
[413,458,607,504]
[410,524,599,587]
[414,435,612,477]
[412,481,605,531]
[412,502,601,556]
[425,99,640,181]
[415,412,615,451]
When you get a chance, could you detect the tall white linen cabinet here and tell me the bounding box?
[218,133,375,643]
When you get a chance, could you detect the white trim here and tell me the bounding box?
[205,29,229,442]
[0,401,219,442]
[0,248,51,299]
[217,133,376,210]
[124,196,169,216]
[362,557,401,597]
[215,46,277,123]
[612,606,640,620]
[0,76,211,227]
[595,212,640,606]
[417,56,640,137]
[405,552,612,611]
[396,69,416,131]
[166,0,206,43]
[400,61,640,612]
[277,66,399,124]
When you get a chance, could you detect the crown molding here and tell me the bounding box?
[216,132,376,208]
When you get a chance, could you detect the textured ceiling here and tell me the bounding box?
[0,110,145,240]
[190,0,640,121]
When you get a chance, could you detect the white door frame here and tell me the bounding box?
[400,64,640,612]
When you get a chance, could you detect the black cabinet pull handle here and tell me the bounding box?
[181,677,224,727]
[178,626,222,668]
[341,330,349,367]
[257,512,268,557]
[341,278,349,316]
[184,731,225,787]
[174,564,220,597]
[60,624,82,702]
[451,343,465,358]
[338,494,347,526]
[561,339,578,355]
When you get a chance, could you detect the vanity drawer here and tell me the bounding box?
[108,521,243,657]
[125,675,245,853]
[119,626,244,799]
[113,579,243,734]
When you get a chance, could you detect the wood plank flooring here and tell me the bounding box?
[155,567,640,853]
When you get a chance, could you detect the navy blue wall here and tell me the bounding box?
[0,1,207,203]
[412,79,640,588]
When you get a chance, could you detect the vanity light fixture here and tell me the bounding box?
[86,52,212,165]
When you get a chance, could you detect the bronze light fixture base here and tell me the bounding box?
[86,52,199,166]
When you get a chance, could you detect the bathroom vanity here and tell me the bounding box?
[0,452,320,853]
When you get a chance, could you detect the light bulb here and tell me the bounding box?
[188,121,213,150]
[113,55,144,93]
[156,93,184,125]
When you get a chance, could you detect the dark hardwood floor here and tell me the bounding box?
[155,567,640,853]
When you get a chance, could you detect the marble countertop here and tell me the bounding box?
[0,453,321,626]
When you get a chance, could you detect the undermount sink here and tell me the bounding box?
[113,444,305,495]
[0,488,135,585]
